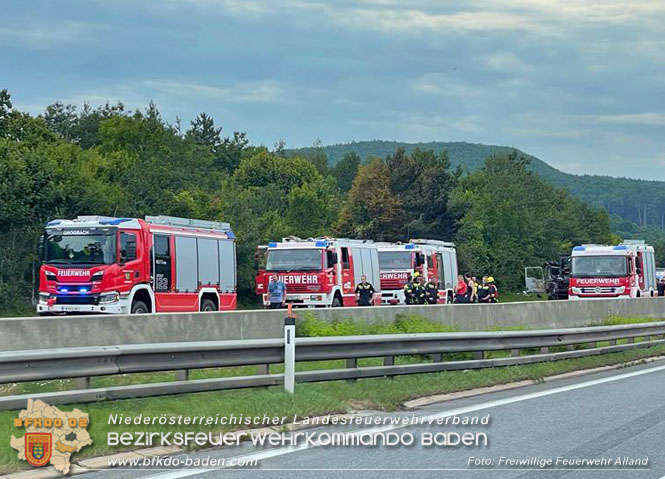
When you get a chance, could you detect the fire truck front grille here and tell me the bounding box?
[381,279,406,290]
[286,284,319,294]
[580,287,618,294]
[56,295,99,305]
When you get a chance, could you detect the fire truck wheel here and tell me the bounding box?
[131,300,149,314]
[201,299,216,312]
[332,295,342,307]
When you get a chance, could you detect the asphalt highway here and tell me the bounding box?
[79,360,665,479]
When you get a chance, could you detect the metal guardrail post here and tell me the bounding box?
[175,370,189,381]
[257,364,270,375]
[74,377,90,389]
[2,320,665,408]
[284,305,296,394]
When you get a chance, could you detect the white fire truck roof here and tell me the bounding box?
[46,215,235,237]
[377,242,420,252]
[572,242,654,256]
[46,216,142,230]
[268,237,374,248]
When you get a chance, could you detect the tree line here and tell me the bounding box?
[0,89,613,313]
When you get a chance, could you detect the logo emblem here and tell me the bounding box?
[595,287,601,294]
[25,433,52,467]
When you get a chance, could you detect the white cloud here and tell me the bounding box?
[335,8,546,34]
[0,21,108,49]
[486,52,532,72]
[144,80,285,103]
[411,73,481,98]
[589,113,665,126]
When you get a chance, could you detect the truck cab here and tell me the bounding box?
[568,241,656,300]
[255,237,381,308]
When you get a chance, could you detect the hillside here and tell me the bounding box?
[288,140,665,229]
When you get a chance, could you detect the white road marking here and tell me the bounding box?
[144,362,665,478]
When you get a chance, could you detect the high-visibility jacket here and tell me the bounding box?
[425,281,438,304]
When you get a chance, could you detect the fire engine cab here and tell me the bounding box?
[568,240,656,300]
[377,239,458,305]
[37,215,237,315]
[255,237,381,307]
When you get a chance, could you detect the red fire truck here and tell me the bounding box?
[568,240,657,300]
[255,237,381,307]
[377,239,458,305]
[37,215,237,315]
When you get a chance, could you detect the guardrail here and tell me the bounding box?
[1,321,664,410]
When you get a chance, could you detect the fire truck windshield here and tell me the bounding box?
[265,249,322,272]
[44,231,116,265]
[378,251,412,270]
[571,255,628,278]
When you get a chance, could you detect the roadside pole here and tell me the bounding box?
[284,304,296,394]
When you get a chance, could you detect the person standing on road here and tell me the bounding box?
[477,277,492,303]
[487,276,499,303]
[425,277,439,304]
[267,274,286,309]
[658,278,665,297]
[355,275,376,306]
[454,275,468,303]
[404,272,420,305]
[413,275,427,304]
[467,275,477,303]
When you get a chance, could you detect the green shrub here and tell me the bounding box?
[603,316,665,326]
[296,312,458,337]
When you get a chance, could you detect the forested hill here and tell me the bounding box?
[288,141,665,229]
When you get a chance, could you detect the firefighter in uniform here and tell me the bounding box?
[354,275,376,306]
[403,271,420,305]
[425,278,439,304]
[477,276,494,303]
[487,276,498,303]
[413,275,427,304]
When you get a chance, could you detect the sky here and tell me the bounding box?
[2,0,664,179]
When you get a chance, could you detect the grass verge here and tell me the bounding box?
[2,343,665,473]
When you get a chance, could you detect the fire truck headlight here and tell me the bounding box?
[99,292,120,304]
[615,286,625,294]
[571,287,582,295]
[91,271,104,282]
[38,293,50,303]
[45,271,57,281]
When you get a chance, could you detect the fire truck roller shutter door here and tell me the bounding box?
[218,239,236,292]
[369,248,381,290]
[352,247,363,286]
[361,248,371,278]
[435,253,445,285]
[450,250,459,289]
[356,248,377,288]
[443,252,453,290]
[197,238,219,285]
[645,250,656,292]
[175,236,198,292]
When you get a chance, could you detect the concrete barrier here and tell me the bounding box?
[3,298,665,351]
